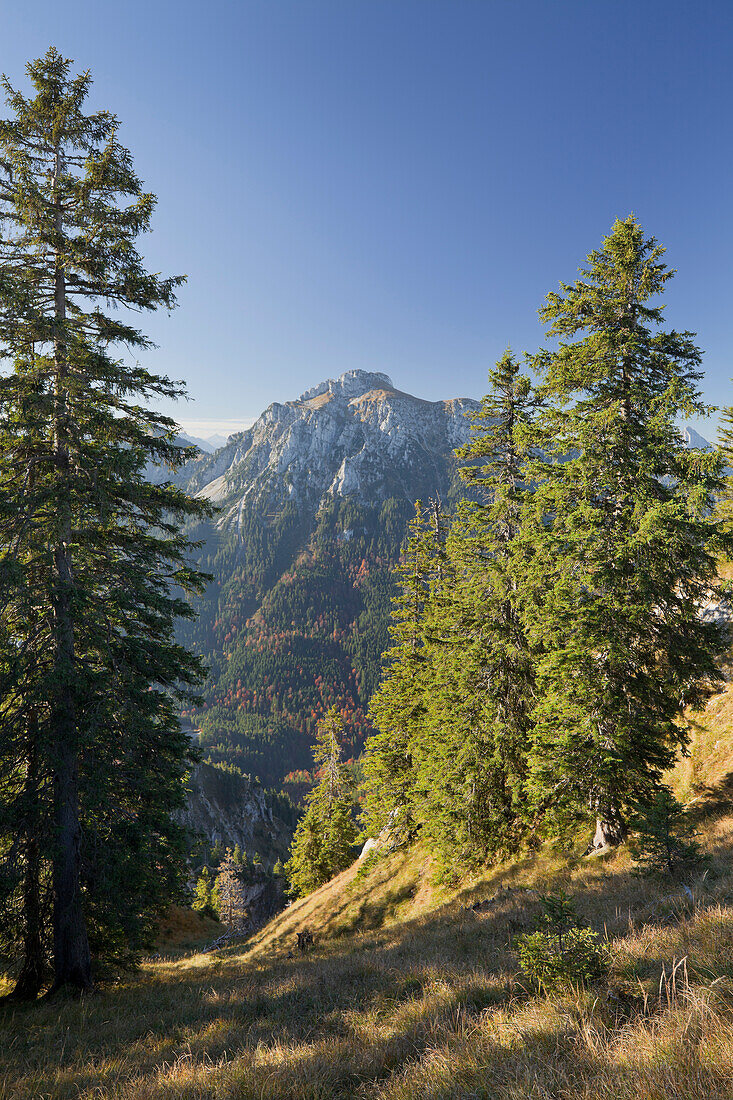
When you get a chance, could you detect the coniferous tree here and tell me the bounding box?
[0,49,210,995]
[715,399,733,532]
[363,502,442,842]
[627,787,701,877]
[414,353,536,869]
[521,216,728,847]
[192,867,219,920]
[215,851,249,927]
[286,707,358,898]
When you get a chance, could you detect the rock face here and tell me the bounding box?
[181,370,479,524]
[680,426,713,452]
[179,763,295,866]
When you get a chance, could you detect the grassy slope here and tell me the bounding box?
[3,689,733,1099]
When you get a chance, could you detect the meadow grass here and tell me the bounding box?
[3,688,733,1098]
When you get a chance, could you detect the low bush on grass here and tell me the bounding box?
[515,889,611,990]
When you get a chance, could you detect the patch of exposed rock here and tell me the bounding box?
[179,762,295,866]
[179,370,480,524]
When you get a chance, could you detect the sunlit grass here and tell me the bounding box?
[3,691,733,1098]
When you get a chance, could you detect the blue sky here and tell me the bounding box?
[2,1,732,437]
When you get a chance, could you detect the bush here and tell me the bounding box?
[516,926,610,989]
[353,848,381,881]
[515,888,610,990]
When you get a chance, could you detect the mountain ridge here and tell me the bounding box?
[181,369,479,517]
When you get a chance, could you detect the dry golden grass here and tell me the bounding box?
[674,681,733,802]
[3,708,733,1099]
[155,906,221,952]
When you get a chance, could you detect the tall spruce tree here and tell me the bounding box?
[0,49,210,995]
[413,353,536,869]
[521,216,728,847]
[286,707,358,898]
[363,501,443,843]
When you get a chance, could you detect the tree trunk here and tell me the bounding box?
[590,813,627,851]
[48,674,92,994]
[7,729,46,1000]
[47,146,93,994]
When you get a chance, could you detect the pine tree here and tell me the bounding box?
[521,216,728,847]
[414,353,536,869]
[286,707,358,898]
[215,851,249,927]
[192,867,219,920]
[272,858,285,880]
[0,49,211,995]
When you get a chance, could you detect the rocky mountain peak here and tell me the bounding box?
[296,370,395,404]
[184,372,478,519]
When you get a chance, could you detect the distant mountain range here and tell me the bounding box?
[179,432,229,454]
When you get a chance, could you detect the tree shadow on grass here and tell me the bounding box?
[4,819,733,1099]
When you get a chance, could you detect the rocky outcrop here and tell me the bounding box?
[179,762,295,866]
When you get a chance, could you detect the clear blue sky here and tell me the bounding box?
[3,1,732,437]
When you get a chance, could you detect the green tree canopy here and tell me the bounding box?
[521,215,728,846]
[286,707,358,898]
[0,48,210,996]
[413,353,537,870]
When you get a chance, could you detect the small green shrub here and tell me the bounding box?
[628,787,703,877]
[354,848,381,882]
[516,925,610,989]
[514,888,610,989]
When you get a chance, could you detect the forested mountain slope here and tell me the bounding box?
[174,368,712,803]
[180,762,299,866]
[176,371,478,791]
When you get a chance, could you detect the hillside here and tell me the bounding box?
[175,370,478,795]
[3,685,733,1099]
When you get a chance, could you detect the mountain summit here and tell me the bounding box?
[185,370,478,522]
[176,371,478,797]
